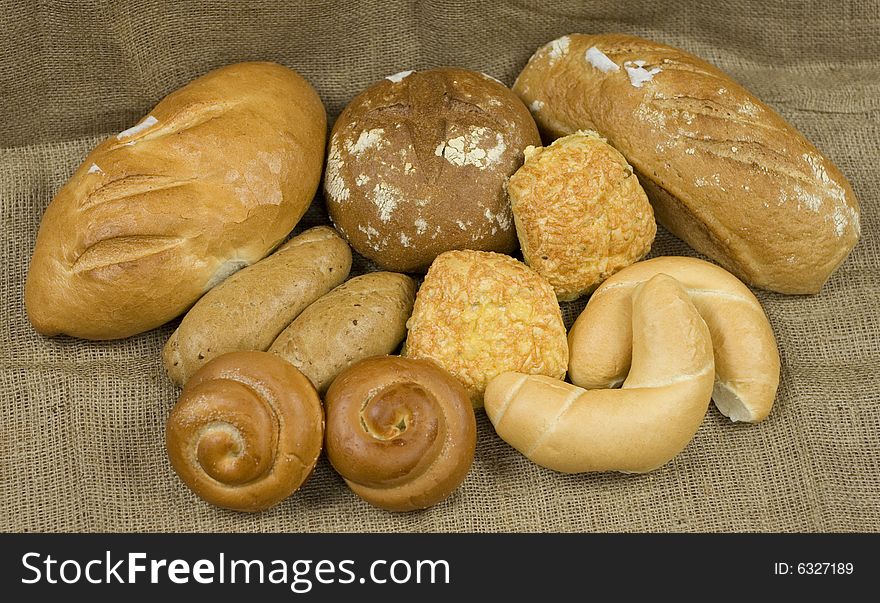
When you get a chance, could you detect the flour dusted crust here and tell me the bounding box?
[404,250,568,407]
[513,34,860,294]
[508,131,655,300]
[325,68,541,272]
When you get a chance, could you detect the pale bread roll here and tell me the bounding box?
[568,256,779,422]
[485,274,714,473]
[513,34,860,294]
[26,62,326,339]
[163,227,352,387]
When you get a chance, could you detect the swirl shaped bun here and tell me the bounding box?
[324,356,476,511]
[165,351,323,512]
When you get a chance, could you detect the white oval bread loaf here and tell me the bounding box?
[513,34,860,294]
[568,256,779,423]
[25,62,327,339]
[484,274,714,473]
[163,227,352,387]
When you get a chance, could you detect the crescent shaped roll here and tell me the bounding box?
[484,274,714,474]
[165,351,324,512]
[324,356,476,511]
[568,256,779,422]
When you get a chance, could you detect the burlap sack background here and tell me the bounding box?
[2,0,878,532]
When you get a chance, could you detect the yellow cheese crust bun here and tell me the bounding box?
[404,250,568,407]
[508,130,655,301]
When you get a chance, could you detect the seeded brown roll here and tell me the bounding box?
[165,351,323,512]
[324,356,476,512]
[164,226,352,387]
[269,272,415,394]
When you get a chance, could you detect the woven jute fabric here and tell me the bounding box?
[2,0,878,533]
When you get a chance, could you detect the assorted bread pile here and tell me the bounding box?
[25,34,861,513]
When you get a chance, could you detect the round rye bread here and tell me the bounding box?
[324,68,541,272]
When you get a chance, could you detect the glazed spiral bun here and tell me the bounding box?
[324,356,476,512]
[165,351,324,512]
[568,256,779,422]
[484,274,714,473]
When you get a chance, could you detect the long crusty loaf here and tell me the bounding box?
[163,227,352,387]
[513,34,860,294]
[25,62,326,339]
[484,274,714,473]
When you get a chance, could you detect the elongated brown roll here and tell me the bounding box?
[324,356,476,512]
[164,226,352,387]
[165,351,323,512]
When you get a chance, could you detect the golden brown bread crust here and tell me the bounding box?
[325,68,541,272]
[404,250,568,407]
[485,274,714,473]
[513,34,860,294]
[25,62,327,339]
[568,256,779,422]
[163,227,352,387]
[165,351,324,512]
[269,272,416,393]
[324,356,476,511]
[508,131,655,300]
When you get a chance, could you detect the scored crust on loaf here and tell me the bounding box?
[508,130,656,300]
[404,250,568,407]
[325,68,541,272]
[25,62,327,339]
[513,33,860,294]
